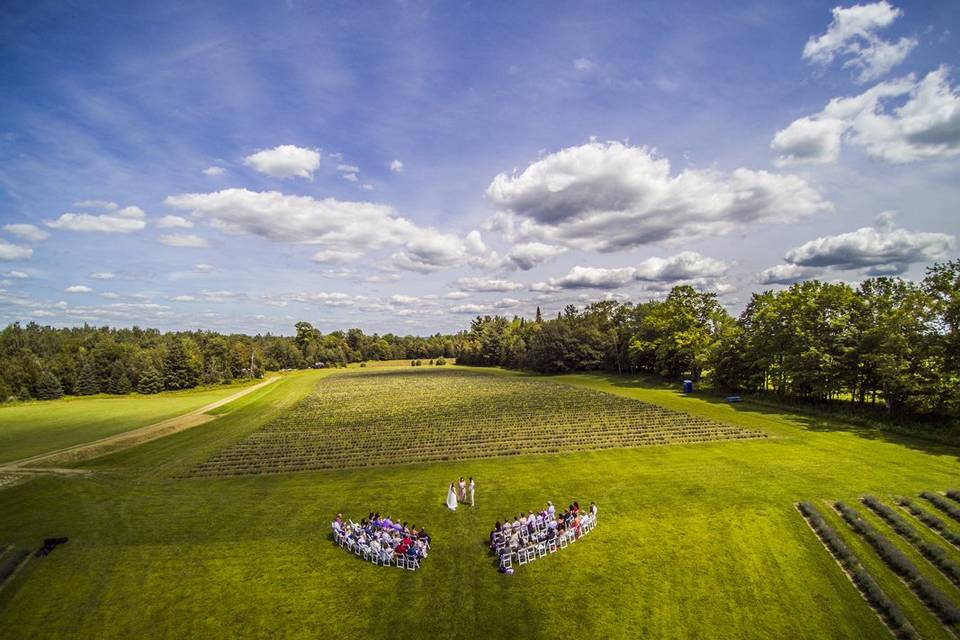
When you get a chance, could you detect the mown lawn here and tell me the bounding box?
[0,367,958,639]
[0,379,268,463]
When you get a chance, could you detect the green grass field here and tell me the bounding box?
[1,366,959,639]
[0,380,267,464]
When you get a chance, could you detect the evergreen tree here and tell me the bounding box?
[535,306,543,323]
[108,361,132,394]
[137,368,164,394]
[163,339,199,390]
[76,360,100,396]
[36,371,64,400]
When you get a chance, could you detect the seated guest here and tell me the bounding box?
[547,501,556,516]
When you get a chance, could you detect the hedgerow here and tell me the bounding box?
[922,492,960,523]
[947,490,960,504]
[862,496,920,543]
[191,369,766,476]
[797,502,916,639]
[898,498,960,550]
[835,501,960,625]
[863,496,960,589]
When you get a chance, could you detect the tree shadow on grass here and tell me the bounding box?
[587,372,960,464]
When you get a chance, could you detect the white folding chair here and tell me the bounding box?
[396,555,406,569]
[547,539,558,554]
[500,553,512,570]
[405,555,418,571]
[536,543,547,559]
[517,548,529,565]
[558,535,568,549]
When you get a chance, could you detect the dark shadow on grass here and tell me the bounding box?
[577,372,960,464]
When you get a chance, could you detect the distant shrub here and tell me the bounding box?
[921,492,960,523]
[359,362,367,368]
[836,501,960,625]
[435,356,447,366]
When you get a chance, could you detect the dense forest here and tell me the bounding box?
[2,260,959,418]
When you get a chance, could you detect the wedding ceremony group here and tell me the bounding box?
[328,497,598,575]
[446,476,475,510]
[490,501,598,574]
[330,513,432,570]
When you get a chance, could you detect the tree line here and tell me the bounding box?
[456,261,960,417]
[0,322,459,402]
[2,260,958,418]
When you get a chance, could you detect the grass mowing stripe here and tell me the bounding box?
[835,501,960,629]
[863,497,960,591]
[798,502,918,639]
[949,491,960,505]
[899,498,960,551]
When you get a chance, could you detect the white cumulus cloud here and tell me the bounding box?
[160,234,209,248]
[3,223,49,242]
[486,141,829,251]
[803,1,916,83]
[65,285,93,293]
[454,277,525,292]
[772,67,960,165]
[536,252,729,290]
[755,263,820,285]
[503,242,567,271]
[244,145,321,179]
[203,166,226,177]
[390,159,404,173]
[0,240,33,261]
[156,215,194,229]
[45,205,147,233]
[782,212,954,274]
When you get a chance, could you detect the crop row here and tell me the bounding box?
[862,496,960,590]
[191,369,764,476]
[897,498,960,551]
[834,501,960,626]
[797,502,916,639]
[922,492,960,524]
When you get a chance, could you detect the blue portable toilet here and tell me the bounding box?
[683,380,694,394]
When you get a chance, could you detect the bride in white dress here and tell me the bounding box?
[446,482,458,511]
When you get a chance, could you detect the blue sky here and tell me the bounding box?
[1,0,958,334]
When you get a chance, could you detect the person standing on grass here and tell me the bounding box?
[446,482,458,511]
[458,476,466,503]
[469,477,475,507]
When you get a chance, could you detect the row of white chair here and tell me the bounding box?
[500,516,597,570]
[333,529,424,570]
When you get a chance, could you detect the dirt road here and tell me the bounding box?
[0,376,280,476]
